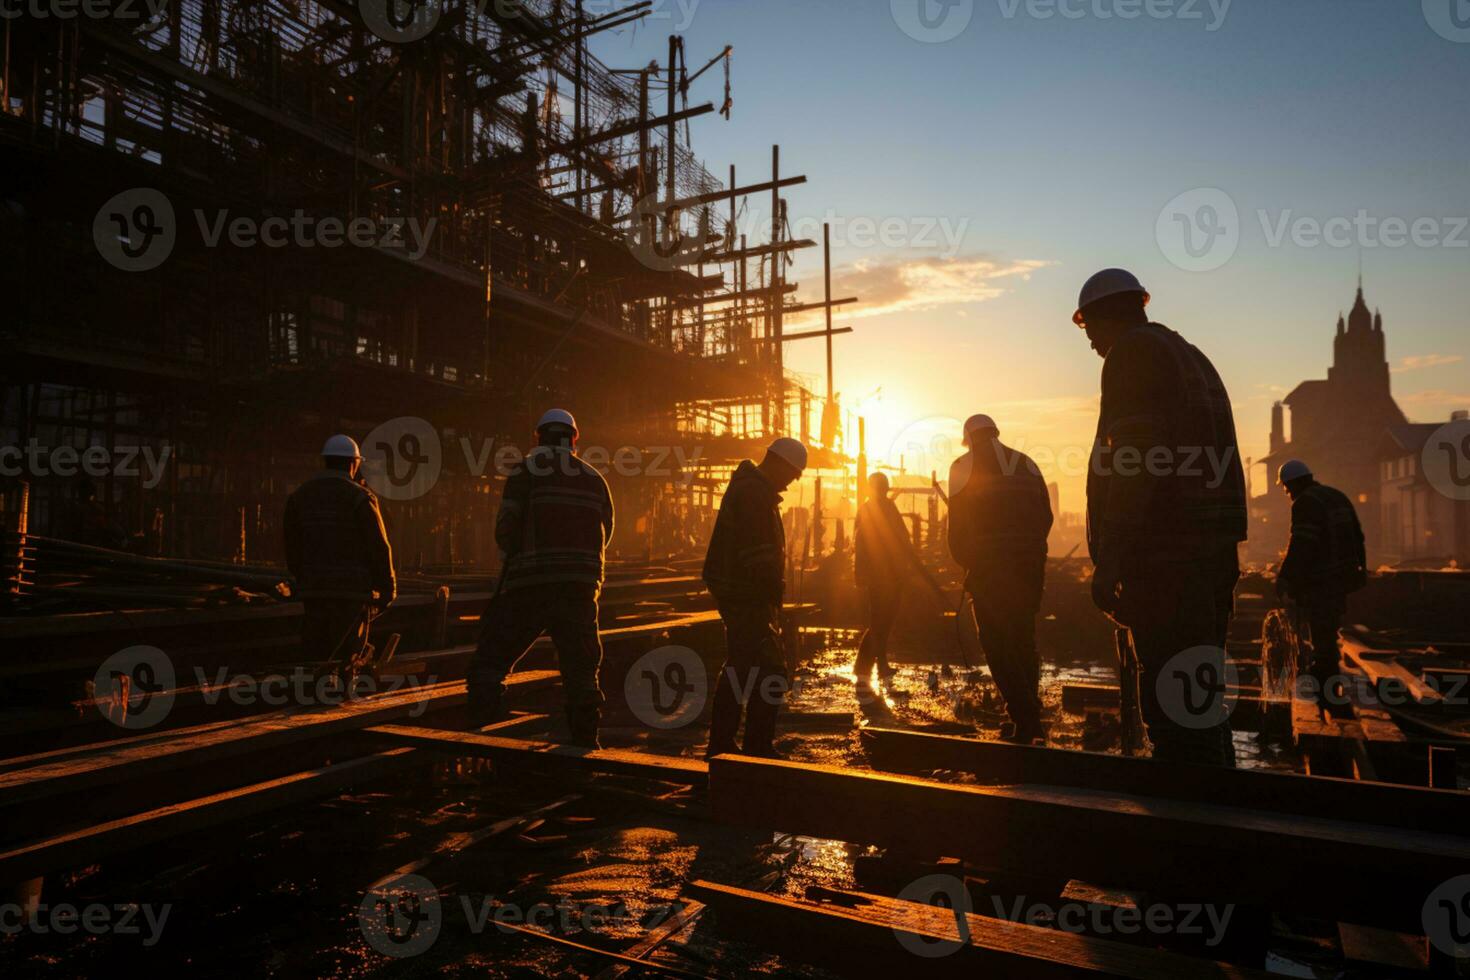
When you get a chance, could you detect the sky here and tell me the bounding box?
[590,0,1470,512]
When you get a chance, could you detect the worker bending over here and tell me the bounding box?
[284,435,396,677]
[703,437,807,758]
[947,414,1053,743]
[467,409,614,747]
[852,471,917,688]
[1076,269,1247,767]
[1275,459,1366,699]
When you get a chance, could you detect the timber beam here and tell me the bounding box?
[708,754,1470,930]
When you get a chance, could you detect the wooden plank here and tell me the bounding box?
[859,728,1470,835]
[592,900,707,980]
[0,748,420,883]
[1337,923,1428,972]
[708,755,1470,930]
[1342,642,1444,708]
[687,880,1267,979]
[365,727,709,785]
[0,672,557,806]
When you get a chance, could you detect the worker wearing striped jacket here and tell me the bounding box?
[703,438,807,759]
[467,409,613,747]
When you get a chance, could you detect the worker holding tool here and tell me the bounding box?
[703,437,807,759]
[947,414,1053,744]
[1076,269,1246,767]
[283,434,396,678]
[852,471,916,688]
[1274,459,1366,699]
[466,409,614,747]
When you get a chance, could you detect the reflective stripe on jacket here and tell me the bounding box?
[497,447,614,593]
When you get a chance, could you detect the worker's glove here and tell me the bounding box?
[1090,555,1125,621]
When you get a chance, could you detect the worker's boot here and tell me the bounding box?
[566,704,601,749]
[706,668,742,758]
[466,684,508,731]
[742,669,787,759]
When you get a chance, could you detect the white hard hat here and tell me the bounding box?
[322,434,362,459]
[1074,268,1150,325]
[766,437,808,472]
[1277,459,1312,485]
[536,408,578,433]
[962,414,998,445]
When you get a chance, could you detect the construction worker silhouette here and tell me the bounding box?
[1076,270,1247,766]
[948,415,1053,743]
[466,409,614,747]
[1275,459,1367,699]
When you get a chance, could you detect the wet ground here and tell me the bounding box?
[2,630,1311,979]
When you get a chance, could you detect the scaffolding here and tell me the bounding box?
[0,1,857,569]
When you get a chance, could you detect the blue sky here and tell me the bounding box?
[591,0,1470,509]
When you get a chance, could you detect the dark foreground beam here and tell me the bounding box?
[687,880,1267,979]
[860,728,1469,835]
[365,726,709,786]
[0,672,558,807]
[708,755,1470,930]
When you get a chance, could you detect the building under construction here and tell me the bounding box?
[1,0,856,575]
[4,5,1470,980]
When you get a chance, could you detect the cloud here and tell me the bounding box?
[1393,354,1463,373]
[789,255,1052,326]
[1397,389,1470,414]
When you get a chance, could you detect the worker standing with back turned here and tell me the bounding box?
[1075,269,1247,767]
[853,470,916,689]
[1274,459,1366,700]
[703,437,807,758]
[466,409,614,747]
[283,435,396,678]
[947,414,1053,744]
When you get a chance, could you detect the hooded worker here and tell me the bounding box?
[466,409,614,747]
[947,414,1053,743]
[703,437,806,758]
[1075,269,1247,766]
[1275,460,1367,697]
[852,470,917,687]
[283,435,396,676]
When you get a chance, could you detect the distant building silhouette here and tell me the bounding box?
[1255,281,1406,565]
[1377,413,1470,568]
